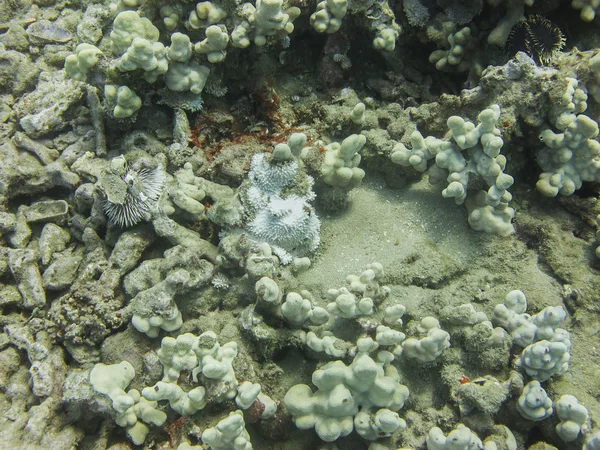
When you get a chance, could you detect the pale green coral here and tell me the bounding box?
[104,85,142,119]
[157,333,199,382]
[201,411,253,450]
[321,134,366,189]
[588,53,600,103]
[117,37,168,83]
[305,331,348,357]
[310,0,348,33]
[401,317,450,362]
[165,62,210,94]
[391,105,515,235]
[572,0,600,21]
[427,424,483,450]
[556,395,589,442]
[255,276,281,305]
[90,361,136,410]
[160,5,181,31]
[90,362,167,445]
[192,331,239,401]
[64,44,102,81]
[516,380,553,421]
[537,114,600,197]
[131,310,183,338]
[349,102,365,125]
[517,339,570,381]
[373,28,399,51]
[284,337,408,442]
[253,0,299,46]
[168,32,193,63]
[110,11,159,56]
[281,291,329,326]
[232,0,300,47]
[429,27,475,72]
[187,1,227,30]
[110,0,145,15]
[549,77,588,131]
[231,20,252,48]
[487,0,528,47]
[235,381,277,418]
[142,381,207,416]
[194,25,229,63]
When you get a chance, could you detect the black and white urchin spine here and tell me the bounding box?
[104,164,165,228]
[505,15,565,65]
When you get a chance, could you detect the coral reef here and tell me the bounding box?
[1,0,600,449]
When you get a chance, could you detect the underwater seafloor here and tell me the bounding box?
[2,0,600,449]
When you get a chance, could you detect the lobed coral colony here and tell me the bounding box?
[3,0,600,449]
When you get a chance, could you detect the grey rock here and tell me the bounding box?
[153,216,218,262]
[8,249,46,308]
[21,397,84,448]
[0,346,21,390]
[23,200,69,224]
[60,130,97,166]
[0,141,80,199]
[77,5,110,44]
[105,226,155,276]
[42,255,82,290]
[12,132,59,164]
[0,23,29,51]
[130,269,190,319]
[86,86,107,156]
[73,183,96,213]
[123,244,214,297]
[0,47,37,95]
[0,248,8,276]
[0,212,16,234]
[38,223,71,265]
[26,20,72,44]
[0,284,22,307]
[9,208,32,248]
[17,72,86,138]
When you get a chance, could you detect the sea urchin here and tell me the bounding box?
[505,15,565,65]
[102,163,165,228]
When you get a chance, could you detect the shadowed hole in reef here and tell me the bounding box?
[524,425,545,447]
[271,346,302,364]
[7,186,72,211]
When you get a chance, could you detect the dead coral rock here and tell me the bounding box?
[8,249,46,309]
[0,141,80,199]
[0,46,37,94]
[16,71,86,138]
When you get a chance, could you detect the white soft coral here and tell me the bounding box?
[242,145,320,264]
